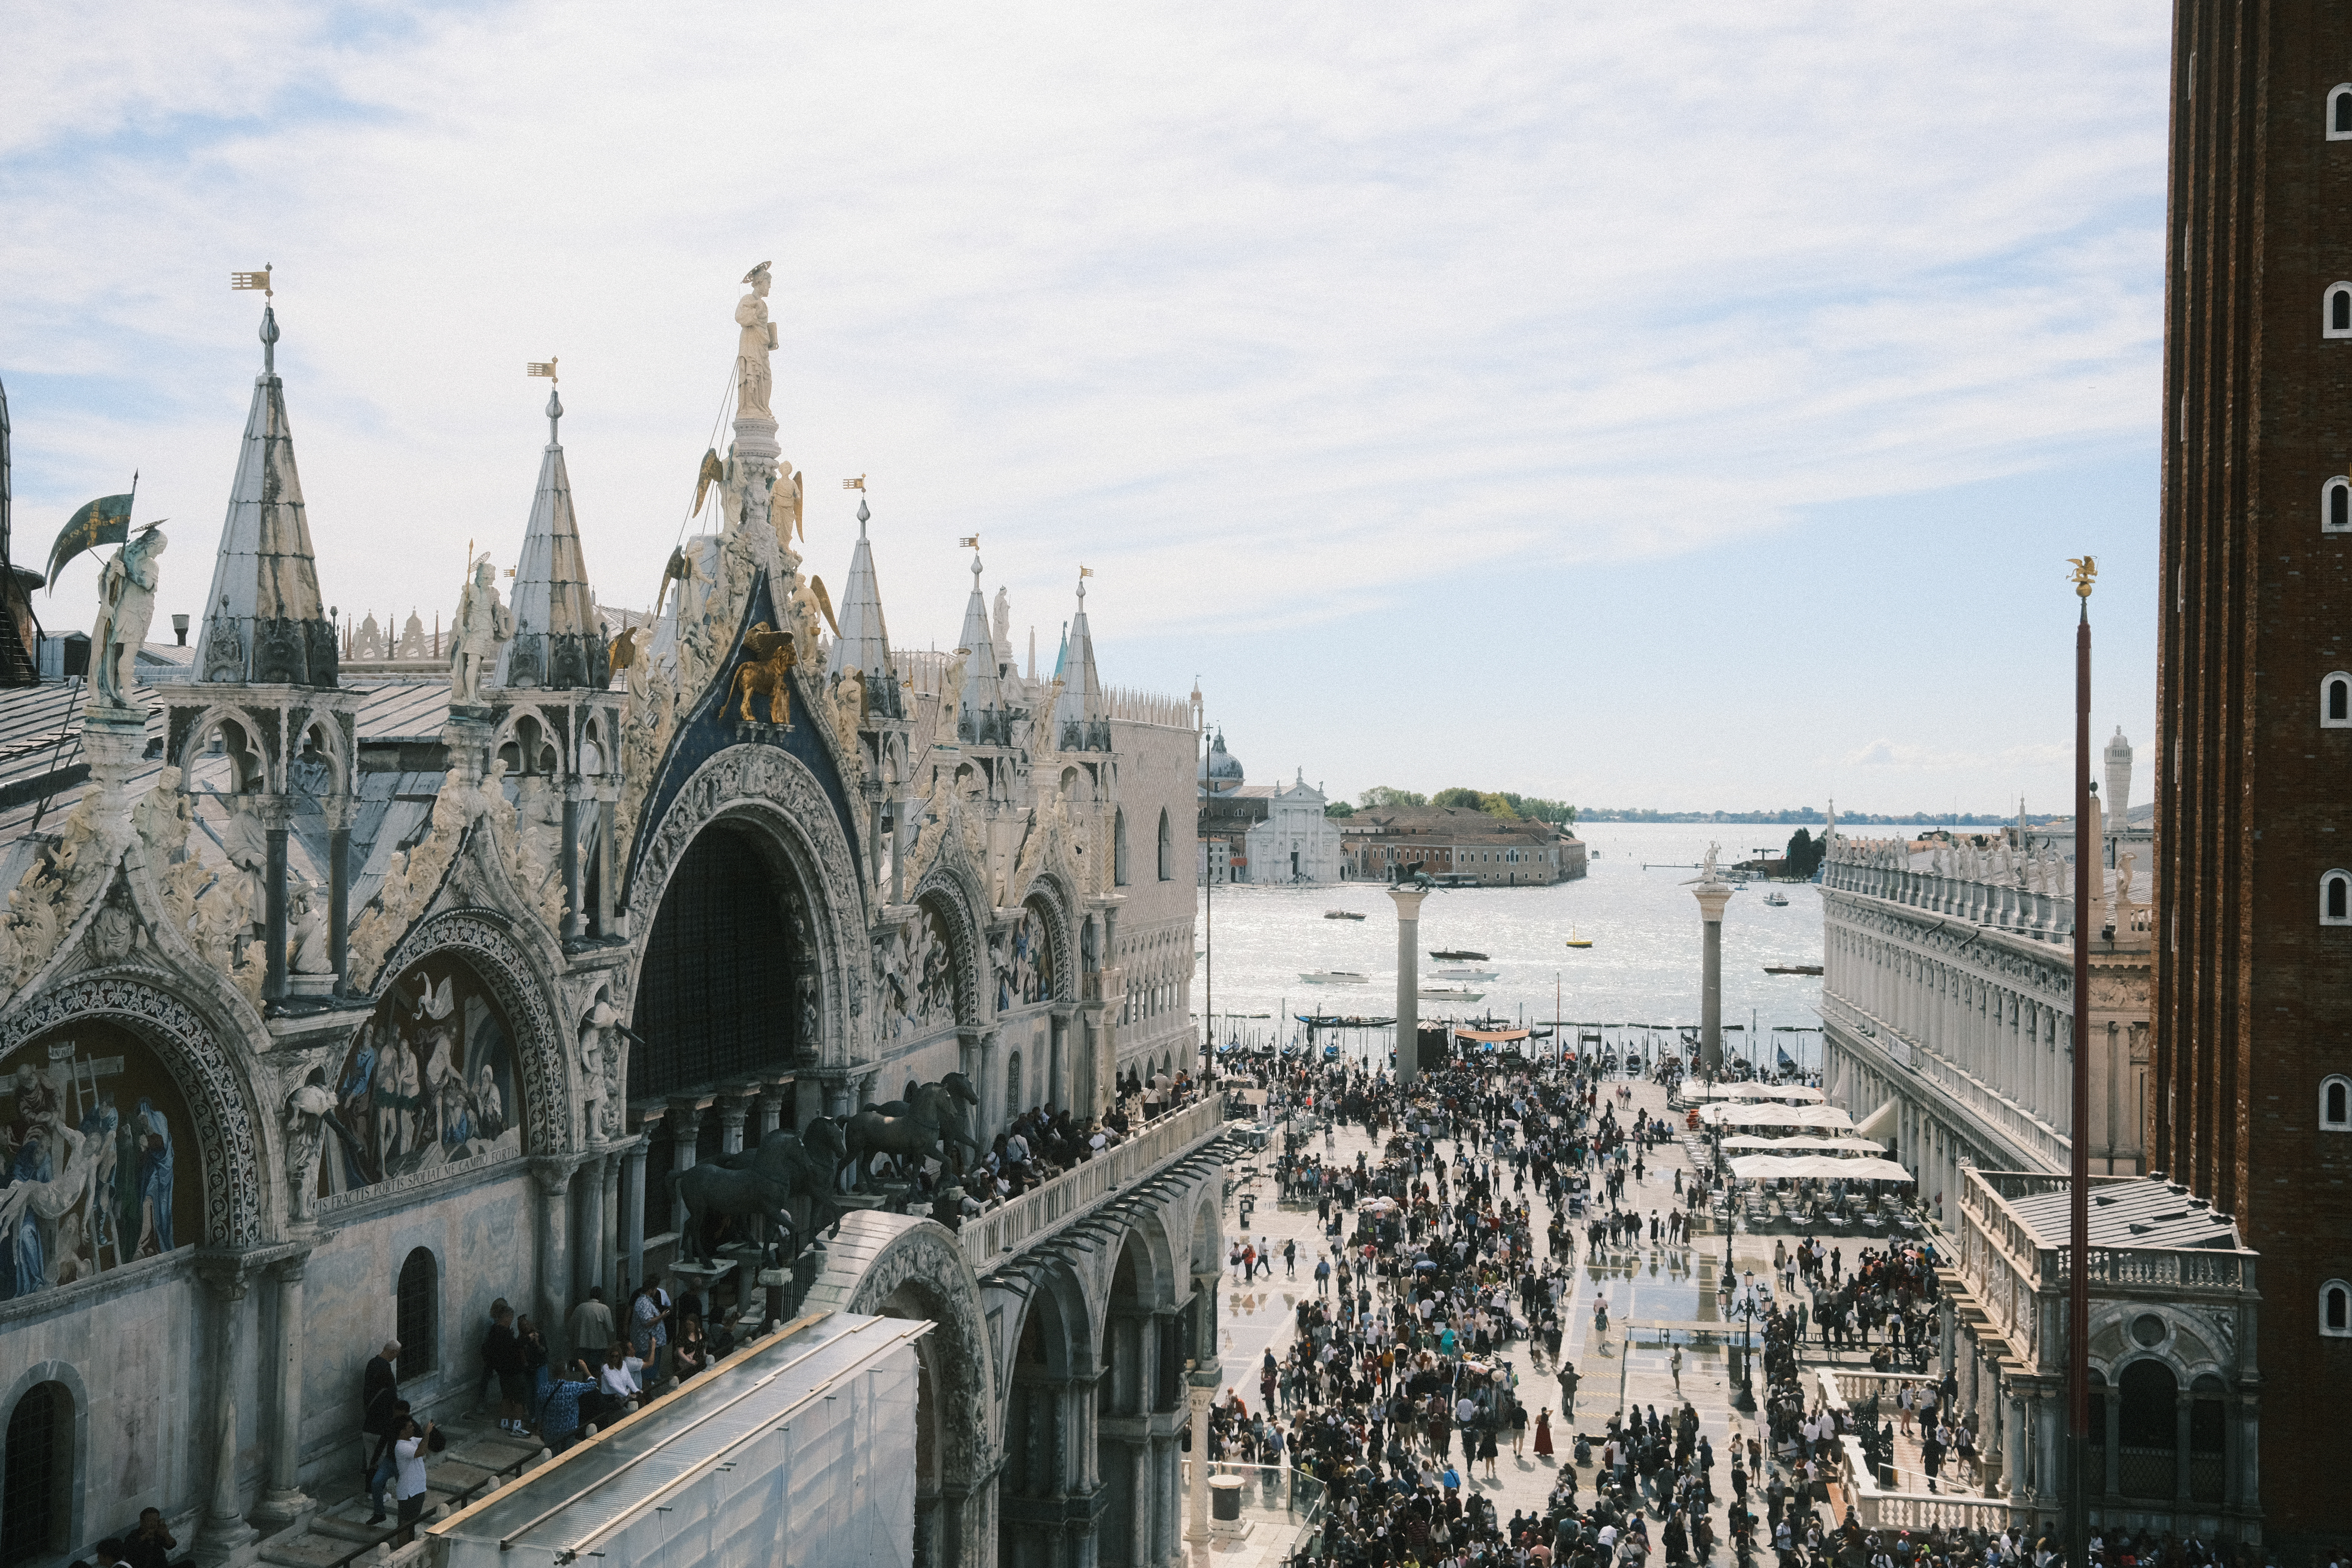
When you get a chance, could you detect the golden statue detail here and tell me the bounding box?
[2067,555,2098,600]
[733,623,796,724]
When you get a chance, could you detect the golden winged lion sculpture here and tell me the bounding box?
[732,623,797,724]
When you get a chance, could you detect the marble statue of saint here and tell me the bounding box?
[288,879,333,974]
[1701,842,1721,882]
[220,797,271,933]
[91,526,165,710]
[449,557,515,706]
[736,262,776,419]
[2118,852,2136,908]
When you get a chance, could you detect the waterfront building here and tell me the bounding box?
[0,279,1223,1568]
[1338,804,1587,886]
[2149,10,2352,1547]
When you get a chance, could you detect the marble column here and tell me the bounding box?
[264,819,291,1002]
[576,1153,608,1302]
[755,1087,782,1139]
[599,1151,622,1293]
[1185,1377,1214,1548]
[622,1133,652,1294]
[719,1097,749,1156]
[2006,1389,2028,1510]
[534,1159,574,1343]
[561,784,583,941]
[668,1104,704,1237]
[1130,1442,1153,1566]
[253,1255,314,1527]
[195,1261,258,1563]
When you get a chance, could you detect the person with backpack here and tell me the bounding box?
[1314,1253,1332,1296]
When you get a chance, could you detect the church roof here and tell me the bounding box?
[492,385,609,691]
[192,303,339,687]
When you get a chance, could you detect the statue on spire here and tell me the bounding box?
[450,556,515,707]
[91,526,166,712]
[735,262,776,420]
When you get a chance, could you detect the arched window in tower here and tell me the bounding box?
[397,1247,439,1374]
[2331,84,2352,139]
[2327,674,2352,727]
[1113,809,1130,886]
[2328,478,2352,533]
[2324,1280,2352,1335]
[1158,808,1172,881]
[2,1380,72,1564]
[2328,284,2352,337]
[2324,871,2352,925]
[2322,1074,2352,1130]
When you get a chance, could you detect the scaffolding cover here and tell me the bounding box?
[433,1310,925,1568]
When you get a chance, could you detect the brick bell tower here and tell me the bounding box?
[2153,5,2352,1544]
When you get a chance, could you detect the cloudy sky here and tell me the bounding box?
[1,2,2167,815]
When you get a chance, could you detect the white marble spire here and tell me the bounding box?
[492,385,607,690]
[825,496,893,690]
[954,545,1003,740]
[1052,572,1104,750]
[194,303,338,686]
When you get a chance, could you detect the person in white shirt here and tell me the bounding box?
[392,1415,437,1540]
[600,1343,643,1402]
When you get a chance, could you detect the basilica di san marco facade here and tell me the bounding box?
[0,267,1225,1568]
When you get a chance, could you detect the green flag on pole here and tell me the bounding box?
[47,491,133,591]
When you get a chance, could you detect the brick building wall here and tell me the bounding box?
[2153,5,2352,1544]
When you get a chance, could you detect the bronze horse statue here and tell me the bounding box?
[674,1118,848,1266]
[841,1073,985,1192]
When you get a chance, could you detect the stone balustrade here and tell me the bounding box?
[959,1098,1226,1270]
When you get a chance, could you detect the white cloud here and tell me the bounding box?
[0,2,2164,690]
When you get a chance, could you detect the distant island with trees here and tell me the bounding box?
[1326,792,2027,828]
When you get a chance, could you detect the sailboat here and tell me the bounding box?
[1563,927,1594,949]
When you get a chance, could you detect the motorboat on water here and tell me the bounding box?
[1763,964,1824,976]
[1300,970,1371,985]
[1429,967,1498,981]
[1762,891,1790,907]
[1563,927,1593,949]
[1324,909,1366,920]
[1430,949,1489,961]
[1419,982,1485,1002]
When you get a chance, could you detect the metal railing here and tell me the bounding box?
[1179,1459,1326,1549]
[961,1099,1226,1269]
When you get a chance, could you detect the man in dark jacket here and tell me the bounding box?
[362,1340,402,1438]
[484,1306,528,1434]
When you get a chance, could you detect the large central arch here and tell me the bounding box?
[624,744,868,1078]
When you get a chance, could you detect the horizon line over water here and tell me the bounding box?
[1189,822,1943,1075]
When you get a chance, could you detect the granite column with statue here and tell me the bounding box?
[1391,885,1428,1087]
[1691,847,1732,1075]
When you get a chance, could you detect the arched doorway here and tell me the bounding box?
[632,824,802,1101]
[1096,1230,1180,1568]
[2118,1359,2179,1499]
[1,1379,72,1565]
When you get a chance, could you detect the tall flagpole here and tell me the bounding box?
[2067,555,2097,1568]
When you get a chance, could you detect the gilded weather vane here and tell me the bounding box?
[2068,555,2097,600]
[527,357,559,382]
[230,265,273,297]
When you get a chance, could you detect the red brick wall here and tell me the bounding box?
[2154,3,2352,1542]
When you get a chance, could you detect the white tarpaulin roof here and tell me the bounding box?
[1719,1135,1887,1153]
[431,1311,925,1568]
[1684,1083,1826,1102]
[1729,1154,1915,1183]
[1698,1103,1855,1130]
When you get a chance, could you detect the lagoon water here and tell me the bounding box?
[1192,822,1923,1072]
